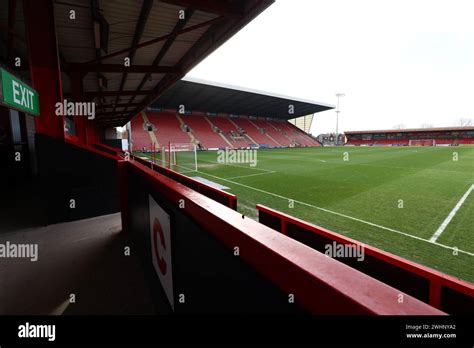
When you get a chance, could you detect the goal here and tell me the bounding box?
[161,142,198,172]
[408,139,435,146]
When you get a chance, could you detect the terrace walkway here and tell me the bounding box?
[0,213,157,315]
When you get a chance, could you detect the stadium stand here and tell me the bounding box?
[234,117,278,147]
[146,112,191,149]
[251,118,282,146]
[265,120,294,145]
[345,127,474,146]
[208,115,253,148]
[139,77,331,150]
[131,111,323,150]
[180,113,229,149]
[130,113,153,151]
[3,0,474,321]
[283,121,321,146]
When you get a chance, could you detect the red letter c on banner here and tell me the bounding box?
[152,217,167,275]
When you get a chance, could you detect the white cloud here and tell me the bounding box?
[186,0,474,135]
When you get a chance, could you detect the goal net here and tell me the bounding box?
[161,142,198,172]
[408,139,435,146]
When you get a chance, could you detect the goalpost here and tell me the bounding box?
[161,142,198,172]
[408,139,436,146]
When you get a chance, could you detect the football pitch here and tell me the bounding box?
[138,146,474,282]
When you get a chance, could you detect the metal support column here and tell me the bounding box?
[71,72,88,144]
[24,0,64,139]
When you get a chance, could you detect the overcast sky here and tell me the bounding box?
[186,0,474,135]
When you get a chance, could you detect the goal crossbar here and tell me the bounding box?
[161,142,198,171]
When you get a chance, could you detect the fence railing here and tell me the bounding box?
[132,155,237,210]
[123,159,444,315]
[256,204,474,314]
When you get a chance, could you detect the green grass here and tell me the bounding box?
[137,146,474,282]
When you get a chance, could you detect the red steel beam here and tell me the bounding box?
[134,1,258,114]
[66,63,179,74]
[124,8,195,114]
[113,0,154,118]
[84,90,151,98]
[71,72,88,144]
[85,16,223,64]
[160,0,243,16]
[24,0,64,139]
[97,102,140,110]
[7,0,16,62]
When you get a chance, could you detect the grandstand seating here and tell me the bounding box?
[131,110,323,150]
[232,117,279,146]
[147,111,191,147]
[252,118,284,146]
[281,121,321,146]
[181,114,228,149]
[209,116,253,148]
[264,120,294,145]
[130,114,153,151]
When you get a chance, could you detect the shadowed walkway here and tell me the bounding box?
[0,213,157,315]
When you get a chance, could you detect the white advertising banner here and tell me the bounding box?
[149,195,174,310]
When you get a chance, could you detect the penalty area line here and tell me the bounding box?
[225,171,277,180]
[429,184,474,243]
[196,158,274,172]
[195,170,474,257]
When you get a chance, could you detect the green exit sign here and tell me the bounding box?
[0,68,40,116]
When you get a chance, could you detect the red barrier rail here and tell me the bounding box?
[126,160,444,315]
[132,155,237,210]
[63,138,121,161]
[93,142,125,156]
[256,204,474,314]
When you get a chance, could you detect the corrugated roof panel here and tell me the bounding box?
[105,79,122,91]
[83,80,99,93]
[108,32,136,53]
[101,0,144,31]
[122,72,146,90]
[54,2,95,64]
[142,75,164,90]
[131,41,166,65]
[61,72,71,93]
[143,2,184,37]
[184,10,218,29]
[159,39,196,66]
[102,52,130,65]
[44,0,275,126]
[102,72,123,81]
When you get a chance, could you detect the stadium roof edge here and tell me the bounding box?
[182,76,336,109]
[149,77,335,120]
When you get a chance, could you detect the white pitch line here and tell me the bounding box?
[197,158,273,172]
[195,169,474,257]
[429,184,474,243]
[225,171,276,180]
[146,158,474,256]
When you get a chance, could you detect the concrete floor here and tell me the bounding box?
[0,213,156,315]
[0,178,46,233]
